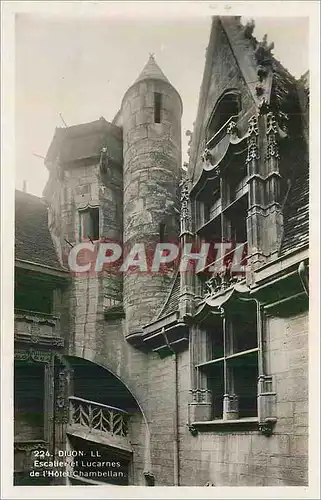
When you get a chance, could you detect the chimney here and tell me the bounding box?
[23,180,27,193]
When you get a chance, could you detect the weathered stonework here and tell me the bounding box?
[122,72,182,336]
[15,18,309,489]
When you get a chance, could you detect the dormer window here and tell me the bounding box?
[79,207,100,242]
[195,149,248,296]
[207,91,240,146]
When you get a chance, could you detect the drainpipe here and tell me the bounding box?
[163,331,180,486]
[173,351,180,486]
[298,261,309,296]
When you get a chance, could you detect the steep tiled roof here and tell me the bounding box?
[45,117,122,165]
[15,190,63,269]
[280,167,309,255]
[134,54,170,85]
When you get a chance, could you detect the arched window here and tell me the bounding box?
[207,91,241,144]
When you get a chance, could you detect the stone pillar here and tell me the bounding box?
[188,325,212,423]
[179,176,194,319]
[246,114,267,269]
[44,354,55,452]
[264,111,283,258]
[53,355,74,484]
[223,394,239,420]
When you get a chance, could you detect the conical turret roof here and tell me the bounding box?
[134,54,170,85]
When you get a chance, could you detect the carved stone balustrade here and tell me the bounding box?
[67,397,132,454]
[204,243,247,298]
[14,309,63,348]
[14,440,49,475]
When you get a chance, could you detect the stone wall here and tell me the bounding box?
[122,79,182,335]
[173,309,308,487]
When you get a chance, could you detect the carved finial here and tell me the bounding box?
[99,146,108,173]
[255,34,274,67]
[244,19,255,38]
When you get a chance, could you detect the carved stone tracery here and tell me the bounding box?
[201,148,215,167]
[246,115,260,164]
[99,146,108,173]
[226,120,238,137]
[265,112,280,160]
[180,177,192,231]
[14,348,52,364]
[205,265,241,297]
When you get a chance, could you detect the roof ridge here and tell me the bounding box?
[15,189,46,203]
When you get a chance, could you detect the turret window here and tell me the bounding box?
[154,92,162,123]
[79,207,100,242]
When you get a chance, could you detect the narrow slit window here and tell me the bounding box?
[79,208,100,241]
[154,92,162,123]
[159,223,166,243]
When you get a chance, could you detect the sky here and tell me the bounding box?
[15,10,309,197]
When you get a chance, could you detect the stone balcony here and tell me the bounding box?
[67,397,132,454]
[14,309,64,347]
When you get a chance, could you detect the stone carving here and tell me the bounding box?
[243,19,255,39]
[246,115,260,164]
[186,423,198,436]
[266,111,278,135]
[99,146,108,173]
[258,97,270,116]
[15,310,57,327]
[205,261,243,297]
[258,421,275,437]
[180,177,191,225]
[257,65,269,82]
[226,120,238,136]
[14,348,52,364]
[255,84,264,97]
[55,368,69,423]
[191,388,212,404]
[14,311,64,348]
[266,112,280,160]
[248,115,259,136]
[254,34,274,67]
[143,471,155,486]
[14,441,48,452]
[201,148,215,167]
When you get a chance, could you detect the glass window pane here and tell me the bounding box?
[228,352,258,418]
[207,362,224,419]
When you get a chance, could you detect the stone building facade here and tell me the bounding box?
[14,16,309,486]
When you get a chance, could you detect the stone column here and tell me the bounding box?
[44,353,55,452]
[246,114,267,269]
[188,325,212,423]
[222,312,239,420]
[264,111,283,258]
[179,176,194,319]
[53,356,74,484]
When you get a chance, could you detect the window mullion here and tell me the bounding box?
[222,311,228,395]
